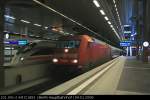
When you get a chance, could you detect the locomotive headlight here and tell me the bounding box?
[64,49,69,53]
[53,58,58,63]
[72,59,78,63]
[20,57,24,61]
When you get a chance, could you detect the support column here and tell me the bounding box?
[0,0,5,66]
[142,0,149,63]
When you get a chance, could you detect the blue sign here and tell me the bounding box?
[18,40,28,45]
[120,42,131,47]
[5,40,28,46]
[121,41,131,43]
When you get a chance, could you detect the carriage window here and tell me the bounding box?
[57,40,80,48]
[31,48,54,56]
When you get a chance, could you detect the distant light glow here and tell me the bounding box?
[4,41,9,44]
[143,41,149,47]
[93,0,100,8]
[53,58,58,63]
[4,15,16,20]
[72,59,78,63]
[64,49,69,53]
[52,28,58,32]
[5,34,9,39]
[100,10,106,15]
[124,25,130,27]
[5,47,14,50]
[20,57,24,61]
[35,36,40,38]
[59,30,64,33]
[29,34,35,37]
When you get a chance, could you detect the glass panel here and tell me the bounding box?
[56,40,80,48]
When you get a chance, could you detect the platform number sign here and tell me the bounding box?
[120,41,131,47]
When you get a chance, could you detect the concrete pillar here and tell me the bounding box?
[142,0,149,63]
[126,47,129,56]
[130,46,133,56]
[0,0,5,66]
[25,26,28,35]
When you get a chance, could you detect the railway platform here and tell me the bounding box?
[41,56,150,95]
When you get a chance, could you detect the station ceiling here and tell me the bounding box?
[6,0,134,47]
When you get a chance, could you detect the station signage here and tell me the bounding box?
[123,31,132,34]
[4,40,28,46]
[120,41,131,47]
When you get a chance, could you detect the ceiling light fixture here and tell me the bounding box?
[110,25,113,28]
[104,16,109,21]
[20,20,31,24]
[44,26,48,29]
[100,10,106,15]
[93,0,100,8]
[108,21,111,25]
[34,24,42,27]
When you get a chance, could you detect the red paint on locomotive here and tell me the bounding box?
[52,35,112,69]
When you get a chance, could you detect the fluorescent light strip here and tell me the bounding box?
[100,10,105,15]
[113,0,116,4]
[104,16,109,21]
[108,21,111,25]
[110,25,113,28]
[113,0,122,28]
[4,15,16,20]
[35,36,40,37]
[112,0,122,40]
[29,34,35,37]
[20,20,31,24]
[93,0,100,8]
[34,23,42,27]
[124,25,130,27]
[5,47,14,50]
[44,26,48,29]
[115,31,120,40]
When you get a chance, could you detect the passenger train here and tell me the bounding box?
[51,35,123,71]
[11,35,123,72]
[11,40,56,66]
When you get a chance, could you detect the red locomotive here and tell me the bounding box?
[52,35,120,71]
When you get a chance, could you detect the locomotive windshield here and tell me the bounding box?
[16,42,37,54]
[56,40,80,48]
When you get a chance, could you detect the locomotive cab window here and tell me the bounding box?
[87,42,93,48]
[56,40,80,48]
[31,48,54,56]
